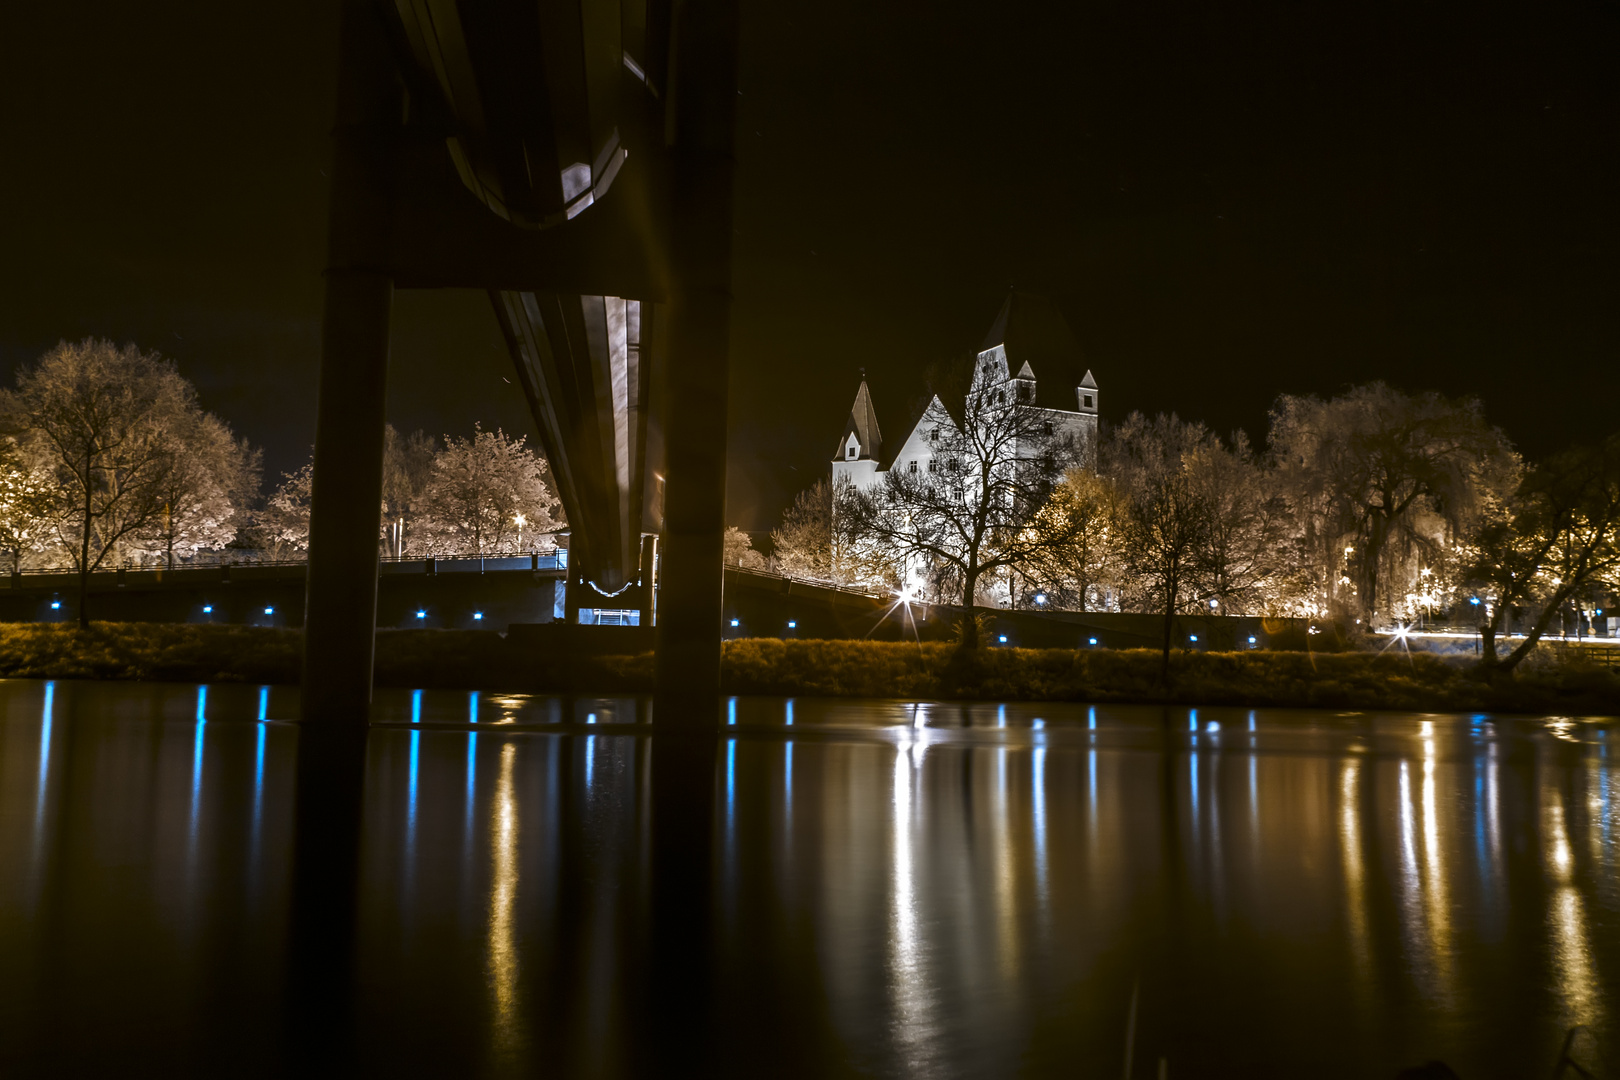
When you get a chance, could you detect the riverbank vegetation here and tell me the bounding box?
[0,623,1613,714]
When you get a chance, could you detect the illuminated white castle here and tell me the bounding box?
[832,292,1099,493]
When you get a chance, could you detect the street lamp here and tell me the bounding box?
[514,512,527,551]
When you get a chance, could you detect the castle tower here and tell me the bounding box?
[1077,369,1098,414]
[831,376,883,492]
[1076,369,1100,468]
[1011,358,1037,404]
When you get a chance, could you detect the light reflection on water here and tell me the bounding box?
[0,684,1615,1077]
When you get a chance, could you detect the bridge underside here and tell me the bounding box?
[491,290,657,595]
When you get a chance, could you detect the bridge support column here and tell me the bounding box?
[653,0,740,726]
[300,0,400,724]
[642,4,738,1076]
[638,534,658,626]
[283,1,400,1070]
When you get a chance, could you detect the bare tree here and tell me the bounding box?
[418,425,560,555]
[1185,431,1294,614]
[837,364,1074,648]
[1269,383,1517,626]
[1464,435,1620,674]
[4,340,195,626]
[382,425,436,558]
[1109,413,1219,681]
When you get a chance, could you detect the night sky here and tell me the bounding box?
[3,1,1615,531]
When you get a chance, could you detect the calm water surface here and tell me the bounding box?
[0,681,1615,1077]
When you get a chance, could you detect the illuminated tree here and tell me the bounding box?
[1464,435,1620,674]
[134,411,260,568]
[418,425,559,555]
[1269,383,1517,626]
[4,339,197,626]
[0,439,55,574]
[259,461,314,559]
[1023,467,1122,611]
[771,479,836,580]
[723,525,768,570]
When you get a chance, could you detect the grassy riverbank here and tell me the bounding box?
[0,623,1613,714]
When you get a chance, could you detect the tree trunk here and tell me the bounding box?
[959,566,980,649]
[1160,596,1175,685]
[1497,594,1574,673]
[1360,511,1389,623]
[78,456,93,630]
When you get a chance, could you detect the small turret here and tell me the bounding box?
[1011,359,1037,404]
[1077,369,1098,415]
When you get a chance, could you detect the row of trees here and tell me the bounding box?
[0,340,563,624]
[772,375,1619,675]
[258,424,560,561]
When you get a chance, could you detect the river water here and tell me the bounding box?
[0,681,1614,1077]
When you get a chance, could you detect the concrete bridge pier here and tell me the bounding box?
[300,0,400,727]
[652,0,740,725]
[283,2,399,1070]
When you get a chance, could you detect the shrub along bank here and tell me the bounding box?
[0,623,1612,714]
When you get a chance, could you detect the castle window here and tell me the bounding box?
[908,461,918,474]
[1043,422,1053,436]
[928,459,939,473]
[930,428,939,442]
[1083,394,1093,408]
[997,390,1005,404]
[1019,384,1031,402]
[847,445,856,460]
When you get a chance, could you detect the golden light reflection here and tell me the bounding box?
[1339,760,1369,984]
[1420,740,1454,1003]
[488,741,522,1055]
[994,746,1018,983]
[892,746,916,967]
[888,742,939,1066]
[1543,789,1601,1030]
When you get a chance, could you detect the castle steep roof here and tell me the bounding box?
[978,291,1086,408]
[833,378,882,461]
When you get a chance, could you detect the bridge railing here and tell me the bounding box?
[723,562,888,600]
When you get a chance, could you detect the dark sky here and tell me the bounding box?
[3,1,1616,531]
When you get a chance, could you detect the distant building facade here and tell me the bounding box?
[832,293,1099,496]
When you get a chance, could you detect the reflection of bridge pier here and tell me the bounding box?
[286,0,738,1068]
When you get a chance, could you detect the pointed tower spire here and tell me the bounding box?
[833,377,882,462]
